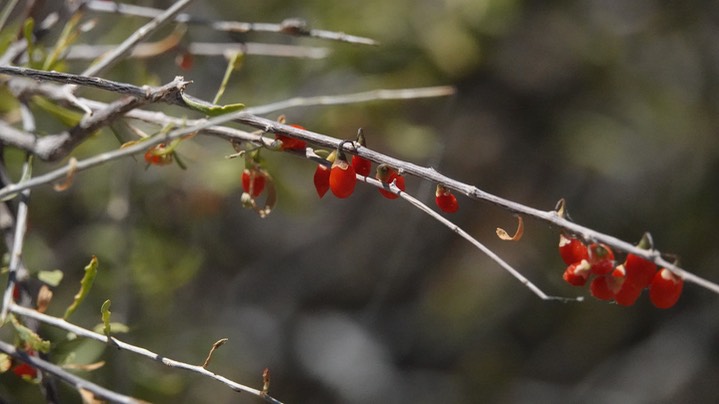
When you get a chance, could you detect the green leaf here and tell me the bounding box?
[100,299,111,338]
[213,51,245,104]
[38,269,64,287]
[63,256,98,320]
[10,316,51,353]
[32,96,83,127]
[181,93,244,117]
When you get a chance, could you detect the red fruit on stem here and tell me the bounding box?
[351,155,372,177]
[176,51,194,70]
[376,164,405,199]
[435,184,459,213]
[144,143,173,166]
[275,124,307,151]
[624,253,658,290]
[313,164,331,198]
[611,265,643,306]
[242,169,266,197]
[12,362,37,379]
[329,158,356,198]
[649,268,683,309]
[588,243,615,275]
[562,260,591,286]
[590,276,615,301]
[558,234,588,265]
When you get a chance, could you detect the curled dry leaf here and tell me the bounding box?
[496,215,524,241]
[262,367,271,395]
[202,338,229,369]
[36,285,53,314]
[53,157,78,192]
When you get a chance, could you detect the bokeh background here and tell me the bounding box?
[2,0,719,402]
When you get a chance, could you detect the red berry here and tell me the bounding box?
[313,164,330,198]
[12,362,37,379]
[558,234,588,265]
[649,268,683,309]
[275,124,307,151]
[562,260,591,286]
[588,243,615,275]
[589,276,615,301]
[351,155,372,177]
[144,143,173,166]
[176,51,194,70]
[611,265,643,306]
[623,253,657,290]
[435,185,459,213]
[376,164,405,199]
[329,159,356,198]
[242,169,266,197]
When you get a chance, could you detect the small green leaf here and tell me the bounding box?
[11,316,51,353]
[213,51,245,104]
[0,353,11,372]
[63,256,98,320]
[100,299,111,338]
[181,93,244,117]
[38,269,64,287]
[32,96,83,126]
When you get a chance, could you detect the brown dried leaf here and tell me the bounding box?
[202,338,229,369]
[53,157,78,192]
[36,285,53,314]
[496,215,524,241]
[262,367,271,395]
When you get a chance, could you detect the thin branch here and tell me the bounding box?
[10,304,284,404]
[80,0,194,78]
[64,42,330,60]
[0,338,140,403]
[0,0,20,32]
[83,0,378,46]
[244,86,456,115]
[359,175,582,301]
[0,77,716,296]
[0,155,30,323]
[0,65,159,97]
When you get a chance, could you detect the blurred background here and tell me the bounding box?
[2,0,719,402]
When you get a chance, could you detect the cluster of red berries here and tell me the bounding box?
[309,130,460,213]
[559,233,684,308]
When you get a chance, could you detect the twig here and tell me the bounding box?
[359,175,581,302]
[0,104,32,322]
[0,79,716,296]
[64,42,330,60]
[83,0,378,46]
[244,86,456,115]
[10,304,284,404]
[80,0,194,78]
[0,0,20,32]
[0,339,140,403]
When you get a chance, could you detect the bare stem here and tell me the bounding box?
[0,338,140,403]
[10,304,284,404]
[80,0,194,77]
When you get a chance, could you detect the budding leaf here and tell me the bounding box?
[100,299,111,338]
[181,93,244,117]
[63,256,98,320]
[11,316,51,353]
